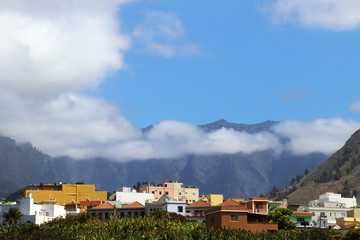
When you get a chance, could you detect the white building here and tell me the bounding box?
[310,192,356,208]
[307,192,356,228]
[145,195,186,216]
[19,193,66,225]
[116,187,154,205]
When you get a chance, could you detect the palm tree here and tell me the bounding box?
[2,207,23,226]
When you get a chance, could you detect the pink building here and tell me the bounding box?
[139,181,199,203]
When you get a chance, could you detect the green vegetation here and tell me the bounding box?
[0,213,355,240]
[1,207,23,226]
[269,208,296,230]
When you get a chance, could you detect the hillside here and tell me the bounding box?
[270,128,360,205]
[0,120,328,199]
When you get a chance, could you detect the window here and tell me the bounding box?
[211,216,215,223]
[192,193,195,196]
[297,218,305,222]
[178,206,183,212]
[159,191,162,195]
[179,192,182,195]
[120,212,124,218]
[166,192,169,195]
[330,213,332,217]
[186,192,188,195]
[152,191,155,194]
[165,184,167,187]
[231,215,238,222]
[341,213,346,217]
[134,212,138,216]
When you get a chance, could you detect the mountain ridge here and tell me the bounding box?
[0,119,328,200]
[270,128,360,205]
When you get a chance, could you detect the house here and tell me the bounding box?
[310,192,356,208]
[114,187,154,205]
[290,212,314,228]
[117,201,146,218]
[140,181,199,203]
[19,193,66,225]
[205,194,223,206]
[336,209,360,229]
[306,193,356,228]
[87,202,115,219]
[24,183,107,205]
[87,201,146,219]
[145,195,187,216]
[205,197,277,232]
[0,193,66,226]
[185,200,212,223]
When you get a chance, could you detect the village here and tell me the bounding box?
[0,181,359,231]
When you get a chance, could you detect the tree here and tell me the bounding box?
[268,208,296,230]
[304,168,309,175]
[2,207,23,226]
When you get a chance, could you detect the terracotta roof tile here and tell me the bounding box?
[218,199,240,206]
[122,201,145,208]
[92,202,114,209]
[79,201,101,207]
[188,200,211,207]
[293,212,314,216]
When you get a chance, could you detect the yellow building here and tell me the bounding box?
[336,209,360,229]
[229,198,245,204]
[206,194,223,206]
[24,183,107,205]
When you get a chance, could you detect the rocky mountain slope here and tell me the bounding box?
[270,128,360,205]
[0,120,328,199]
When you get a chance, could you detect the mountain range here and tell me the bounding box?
[0,120,328,200]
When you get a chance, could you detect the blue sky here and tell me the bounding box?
[1,0,360,160]
[94,0,360,128]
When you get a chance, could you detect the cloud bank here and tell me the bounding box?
[0,1,359,161]
[265,0,360,31]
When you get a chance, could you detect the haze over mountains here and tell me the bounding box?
[0,119,333,199]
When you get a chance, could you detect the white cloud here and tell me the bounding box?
[0,93,141,159]
[101,120,282,160]
[0,1,359,162]
[265,0,360,31]
[272,118,360,155]
[0,0,131,97]
[350,100,360,113]
[132,11,200,57]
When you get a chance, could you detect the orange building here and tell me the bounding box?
[24,183,107,205]
[205,198,277,232]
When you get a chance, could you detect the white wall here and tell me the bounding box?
[19,195,66,225]
[315,192,357,208]
[116,192,154,205]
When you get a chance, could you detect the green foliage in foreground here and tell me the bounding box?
[0,214,356,240]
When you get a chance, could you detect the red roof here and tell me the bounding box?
[79,201,101,207]
[293,212,314,216]
[247,197,268,201]
[218,199,240,206]
[92,202,114,209]
[188,200,211,207]
[122,201,145,208]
